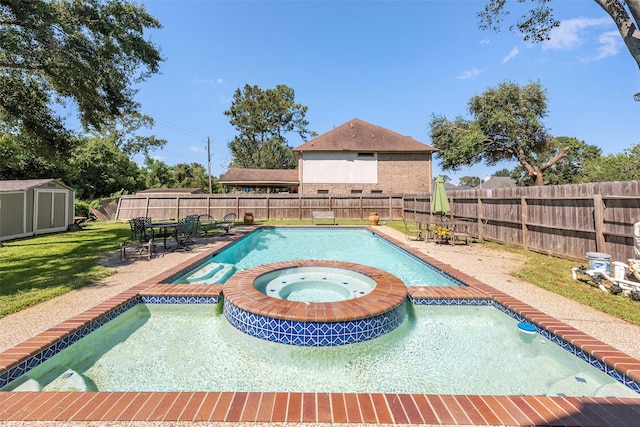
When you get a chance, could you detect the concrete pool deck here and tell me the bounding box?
[1,225,640,426]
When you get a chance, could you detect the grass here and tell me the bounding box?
[483,241,640,325]
[0,222,130,317]
[1,220,639,327]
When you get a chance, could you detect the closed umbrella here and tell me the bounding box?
[430,176,451,217]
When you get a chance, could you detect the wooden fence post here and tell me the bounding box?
[477,197,483,241]
[521,197,529,251]
[593,194,606,252]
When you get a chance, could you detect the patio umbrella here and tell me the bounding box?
[430,176,451,217]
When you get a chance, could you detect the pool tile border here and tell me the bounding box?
[1,226,640,425]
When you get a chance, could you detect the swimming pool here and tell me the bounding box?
[4,303,638,397]
[173,227,462,287]
[2,226,640,424]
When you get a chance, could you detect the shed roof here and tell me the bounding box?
[293,118,436,153]
[0,179,72,192]
[219,168,298,185]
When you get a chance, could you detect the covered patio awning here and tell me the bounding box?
[218,168,299,193]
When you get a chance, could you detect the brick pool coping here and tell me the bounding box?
[1,226,640,425]
[224,260,407,322]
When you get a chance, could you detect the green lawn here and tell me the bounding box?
[1,220,639,327]
[0,222,130,317]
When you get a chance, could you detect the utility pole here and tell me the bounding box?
[207,136,212,194]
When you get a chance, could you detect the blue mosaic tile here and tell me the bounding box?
[223,298,406,347]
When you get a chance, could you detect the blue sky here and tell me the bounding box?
[132,0,640,184]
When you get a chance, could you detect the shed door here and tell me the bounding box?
[35,190,69,234]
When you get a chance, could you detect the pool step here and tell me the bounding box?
[186,263,237,284]
[42,369,89,392]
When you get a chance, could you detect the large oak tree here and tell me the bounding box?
[0,0,163,151]
[478,0,640,70]
[429,81,574,186]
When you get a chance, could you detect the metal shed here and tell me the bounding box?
[0,179,75,242]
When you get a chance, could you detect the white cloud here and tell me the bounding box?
[502,47,519,63]
[457,67,481,80]
[544,17,611,51]
[190,145,205,153]
[592,30,622,60]
[479,39,490,45]
[194,78,224,84]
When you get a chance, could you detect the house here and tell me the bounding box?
[478,176,517,189]
[218,168,298,194]
[0,179,76,242]
[217,119,436,195]
[294,118,436,195]
[136,188,207,195]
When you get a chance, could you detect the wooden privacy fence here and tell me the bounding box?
[115,181,640,263]
[116,194,405,223]
[405,181,640,263]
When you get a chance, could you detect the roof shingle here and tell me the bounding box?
[293,118,436,153]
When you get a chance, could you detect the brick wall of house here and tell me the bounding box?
[300,153,432,195]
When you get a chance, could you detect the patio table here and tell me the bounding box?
[145,222,179,249]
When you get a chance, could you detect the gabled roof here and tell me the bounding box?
[137,188,205,194]
[0,179,72,192]
[293,118,436,153]
[479,176,517,189]
[219,168,299,185]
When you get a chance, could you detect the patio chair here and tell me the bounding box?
[182,214,200,245]
[198,214,217,236]
[403,219,423,241]
[173,219,193,251]
[127,217,153,259]
[216,213,236,234]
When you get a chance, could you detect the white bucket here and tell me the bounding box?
[586,252,611,274]
[612,261,627,280]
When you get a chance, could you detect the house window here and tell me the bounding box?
[351,189,362,194]
[371,190,382,194]
[357,152,375,158]
[317,189,329,194]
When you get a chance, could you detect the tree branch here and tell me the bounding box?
[594,0,640,69]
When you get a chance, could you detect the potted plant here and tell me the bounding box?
[243,212,254,225]
[368,212,380,225]
[429,224,451,243]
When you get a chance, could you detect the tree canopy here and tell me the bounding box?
[478,0,640,70]
[0,0,163,149]
[510,136,602,186]
[429,81,576,186]
[579,143,640,182]
[224,84,316,169]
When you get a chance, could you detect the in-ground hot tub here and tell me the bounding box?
[223,260,407,346]
[254,266,376,302]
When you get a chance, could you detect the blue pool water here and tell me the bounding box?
[4,303,639,397]
[174,227,460,287]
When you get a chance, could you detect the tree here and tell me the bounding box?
[459,176,481,187]
[67,137,144,199]
[140,156,173,189]
[0,0,163,149]
[429,81,571,186]
[88,111,166,157]
[478,0,640,70]
[579,143,640,182]
[224,84,316,169]
[172,162,221,192]
[493,168,512,177]
[511,137,602,185]
[0,132,68,179]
